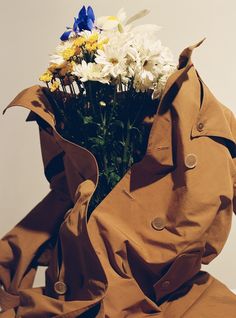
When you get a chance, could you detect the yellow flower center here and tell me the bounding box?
[62,47,75,60]
[87,33,99,43]
[39,71,53,82]
[85,43,98,52]
[109,57,119,65]
[73,37,86,47]
[108,16,118,21]
[50,81,60,92]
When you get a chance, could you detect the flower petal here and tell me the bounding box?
[60,30,72,41]
[125,9,150,25]
[87,6,95,22]
[86,18,94,31]
[78,5,86,19]
[73,18,79,32]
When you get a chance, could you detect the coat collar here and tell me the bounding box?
[3,37,235,175]
[142,37,236,175]
[190,69,236,157]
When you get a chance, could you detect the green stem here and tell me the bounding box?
[122,118,131,174]
[98,101,105,126]
[107,85,117,127]
[130,99,144,127]
[88,81,95,116]
[103,152,108,172]
[101,109,108,172]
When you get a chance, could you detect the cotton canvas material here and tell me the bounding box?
[0,38,236,317]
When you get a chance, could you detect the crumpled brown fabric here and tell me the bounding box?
[1,38,236,317]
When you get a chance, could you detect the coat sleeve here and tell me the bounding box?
[0,120,73,314]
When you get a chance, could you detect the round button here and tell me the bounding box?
[185,153,198,169]
[151,217,165,231]
[0,305,3,313]
[54,281,67,295]
[197,122,204,132]
[161,280,171,289]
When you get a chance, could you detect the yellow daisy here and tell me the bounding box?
[39,71,53,82]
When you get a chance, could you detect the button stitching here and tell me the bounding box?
[151,217,166,231]
[54,281,67,295]
[161,280,171,289]
[197,122,204,132]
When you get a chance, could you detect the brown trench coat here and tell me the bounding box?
[1,38,236,318]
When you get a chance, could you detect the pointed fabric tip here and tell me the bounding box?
[178,37,207,69]
[189,37,207,50]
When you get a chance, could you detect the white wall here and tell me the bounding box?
[0,0,236,289]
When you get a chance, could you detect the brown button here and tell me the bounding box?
[151,217,165,231]
[197,122,204,132]
[185,153,198,169]
[54,281,67,295]
[161,280,171,289]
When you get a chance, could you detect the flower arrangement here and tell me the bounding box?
[39,5,177,215]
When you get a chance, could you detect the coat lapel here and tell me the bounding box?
[142,37,207,174]
[2,85,55,127]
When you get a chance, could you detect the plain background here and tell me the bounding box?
[0,0,236,289]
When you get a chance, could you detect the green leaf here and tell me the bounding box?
[118,141,125,147]
[88,136,105,146]
[84,116,93,124]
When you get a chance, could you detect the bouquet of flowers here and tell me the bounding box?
[39,5,177,215]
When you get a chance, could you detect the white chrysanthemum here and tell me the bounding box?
[49,38,75,66]
[72,60,110,83]
[126,47,138,77]
[55,38,75,53]
[96,8,154,33]
[157,46,175,65]
[49,54,65,66]
[95,47,128,79]
[152,64,177,99]
[127,34,177,95]
[78,29,107,42]
[95,32,132,80]
[130,39,163,91]
[96,8,126,30]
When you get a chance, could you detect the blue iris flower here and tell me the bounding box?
[60,6,95,41]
